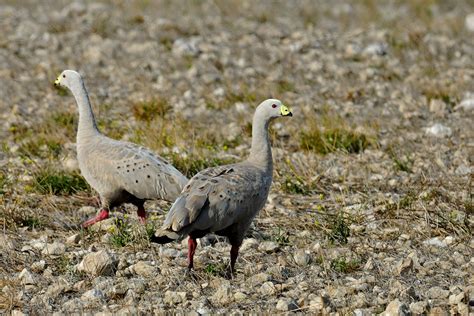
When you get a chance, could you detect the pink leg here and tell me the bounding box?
[188,237,198,270]
[82,209,109,227]
[137,205,147,224]
[230,244,240,274]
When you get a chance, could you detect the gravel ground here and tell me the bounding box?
[0,0,473,314]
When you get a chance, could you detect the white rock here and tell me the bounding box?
[276,298,298,311]
[81,289,104,302]
[309,296,326,311]
[66,233,81,245]
[160,248,179,258]
[465,13,474,32]
[455,164,471,176]
[212,285,233,305]
[76,250,118,276]
[425,123,452,138]
[11,311,25,316]
[364,42,388,56]
[395,257,413,275]
[31,260,47,273]
[427,286,449,299]
[42,241,66,255]
[18,269,35,285]
[129,261,155,277]
[423,237,447,247]
[382,299,409,316]
[429,99,446,115]
[449,292,465,305]
[172,37,200,56]
[409,301,427,314]
[164,290,187,305]
[259,282,276,295]
[458,97,474,111]
[234,292,247,301]
[258,241,279,253]
[293,249,311,266]
[240,238,259,251]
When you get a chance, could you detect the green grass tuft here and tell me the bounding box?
[109,218,134,248]
[132,98,171,122]
[0,171,7,195]
[300,128,370,154]
[168,153,236,178]
[328,213,351,244]
[34,169,90,195]
[330,257,361,273]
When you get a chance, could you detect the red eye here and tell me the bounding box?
[272,104,277,108]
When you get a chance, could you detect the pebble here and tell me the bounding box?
[458,97,474,111]
[427,286,449,299]
[395,256,413,275]
[164,291,187,305]
[259,282,276,295]
[212,284,233,305]
[425,123,452,138]
[18,268,35,285]
[465,13,474,32]
[31,260,47,273]
[76,250,118,276]
[258,241,279,253]
[382,299,410,316]
[409,301,427,314]
[276,298,298,311]
[81,289,104,302]
[66,234,81,245]
[42,241,66,255]
[128,261,156,277]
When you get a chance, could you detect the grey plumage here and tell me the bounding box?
[152,99,292,273]
[54,70,188,226]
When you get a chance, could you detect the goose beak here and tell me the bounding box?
[280,105,292,117]
[54,76,60,86]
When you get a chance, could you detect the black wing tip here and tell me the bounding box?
[149,235,174,244]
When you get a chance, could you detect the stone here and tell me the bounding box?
[448,292,464,305]
[164,290,187,305]
[427,286,449,299]
[276,298,298,311]
[382,299,409,316]
[240,238,259,251]
[42,241,66,255]
[409,301,427,314]
[77,250,118,276]
[234,292,247,301]
[364,42,388,56]
[259,282,276,295]
[66,234,81,245]
[258,241,279,253]
[455,164,471,176]
[465,13,474,32]
[18,269,35,285]
[395,257,413,275]
[423,237,447,247]
[81,289,104,302]
[249,273,271,286]
[425,123,452,138]
[293,249,311,266]
[11,311,25,316]
[129,261,155,277]
[458,97,474,111]
[429,99,446,116]
[308,296,326,312]
[172,37,200,56]
[212,284,233,305]
[31,260,47,273]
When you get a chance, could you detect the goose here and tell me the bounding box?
[151,99,292,274]
[54,70,188,227]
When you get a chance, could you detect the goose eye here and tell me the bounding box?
[272,104,277,108]
[63,74,66,78]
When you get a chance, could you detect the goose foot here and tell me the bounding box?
[82,209,109,227]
